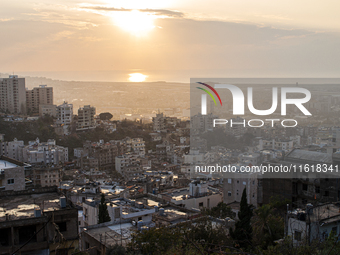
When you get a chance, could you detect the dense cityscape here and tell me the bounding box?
[1,75,340,254]
[2,0,340,253]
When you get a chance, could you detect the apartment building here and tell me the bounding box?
[29,166,61,187]
[0,191,79,255]
[0,156,26,191]
[0,75,26,114]
[223,169,258,207]
[259,138,294,151]
[39,104,57,117]
[26,85,53,113]
[22,139,68,165]
[0,138,24,159]
[125,137,145,156]
[152,113,166,132]
[77,105,96,131]
[56,101,73,125]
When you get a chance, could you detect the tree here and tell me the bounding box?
[98,193,111,224]
[230,188,253,248]
[203,202,235,219]
[106,244,126,255]
[252,204,284,249]
[99,112,113,121]
[128,217,231,254]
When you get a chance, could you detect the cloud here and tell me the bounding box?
[0,18,12,22]
[80,6,184,18]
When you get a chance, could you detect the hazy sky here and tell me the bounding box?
[1,0,340,82]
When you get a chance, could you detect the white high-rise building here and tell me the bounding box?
[0,75,26,114]
[0,138,24,160]
[56,101,73,125]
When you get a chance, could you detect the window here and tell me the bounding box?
[7,179,14,185]
[332,226,337,235]
[243,182,246,185]
[294,231,302,241]
[228,191,231,196]
[237,180,239,183]
[315,186,320,193]
[199,202,204,207]
[228,179,232,184]
[325,191,329,197]
[56,222,67,232]
[56,249,68,255]
[302,184,308,191]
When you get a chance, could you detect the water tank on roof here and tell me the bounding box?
[137,220,143,230]
[159,208,165,216]
[60,197,66,208]
[306,203,313,215]
[154,206,159,212]
[34,207,41,217]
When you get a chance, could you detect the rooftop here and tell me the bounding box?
[289,203,340,224]
[285,149,332,164]
[0,159,18,169]
[84,222,134,247]
[0,192,66,222]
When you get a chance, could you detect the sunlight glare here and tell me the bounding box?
[113,10,156,35]
[129,73,148,82]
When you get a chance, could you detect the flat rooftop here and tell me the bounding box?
[0,192,64,222]
[110,199,153,215]
[85,223,134,247]
[0,159,18,169]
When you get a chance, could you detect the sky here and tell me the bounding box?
[1,0,340,82]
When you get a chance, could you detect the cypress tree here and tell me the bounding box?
[230,188,253,248]
[98,193,111,224]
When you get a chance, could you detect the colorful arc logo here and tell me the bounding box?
[196,82,222,106]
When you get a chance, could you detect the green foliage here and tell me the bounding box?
[98,193,111,224]
[0,116,58,143]
[269,195,291,216]
[230,188,253,248]
[128,217,230,255]
[99,112,113,120]
[252,204,284,249]
[106,244,126,255]
[203,202,236,219]
[257,234,340,255]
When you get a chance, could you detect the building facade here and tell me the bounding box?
[77,105,96,131]
[26,85,53,114]
[56,102,73,125]
[0,156,26,191]
[0,75,26,114]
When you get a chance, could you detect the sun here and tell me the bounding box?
[129,73,147,82]
[113,10,156,35]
